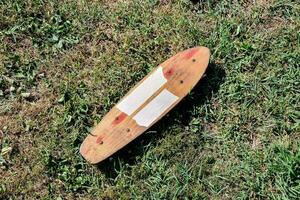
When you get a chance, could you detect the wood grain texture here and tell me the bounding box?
[80,46,210,164]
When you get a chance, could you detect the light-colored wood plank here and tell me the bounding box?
[80,47,210,164]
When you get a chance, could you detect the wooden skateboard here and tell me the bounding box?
[80,47,210,164]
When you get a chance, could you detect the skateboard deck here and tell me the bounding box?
[80,47,210,164]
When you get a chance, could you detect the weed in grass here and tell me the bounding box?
[1,53,41,100]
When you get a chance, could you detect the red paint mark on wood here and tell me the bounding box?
[184,48,198,60]
[96,135,104,144]
[163,67,175,79]
[84,148,90,154]
[112,112,127,125]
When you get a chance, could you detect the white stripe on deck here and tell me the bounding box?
[116,66,167,115]
[133,89,179,127]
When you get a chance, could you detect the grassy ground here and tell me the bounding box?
[0,0,299,199]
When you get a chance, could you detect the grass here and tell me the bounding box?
[0,0,299,199]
